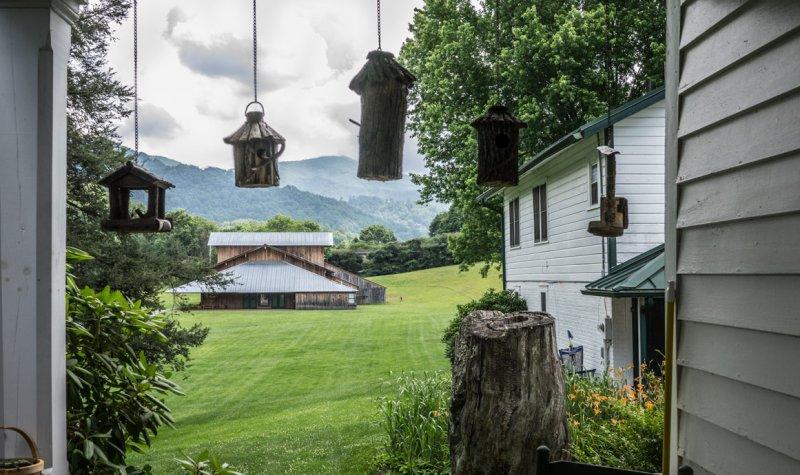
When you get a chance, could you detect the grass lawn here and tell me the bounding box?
[131,265,500,473]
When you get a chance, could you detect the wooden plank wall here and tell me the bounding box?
[324,262,386,304]
[295,292,356,310]
[215,245,326,265]
[668,0,800,471]
[200,293,243,309]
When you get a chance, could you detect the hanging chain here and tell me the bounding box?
[133,0,139,158]
[253,0,258,103]
[376,0,382,50]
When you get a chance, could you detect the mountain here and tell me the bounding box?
[137,153,441,240]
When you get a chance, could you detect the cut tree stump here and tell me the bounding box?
[450,310,569,474]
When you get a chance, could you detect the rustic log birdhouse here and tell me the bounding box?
[349,50,416,181]
[471,105,527,187]
[223,102,286,188]
[588,146,629,237]
[98,161,174,233]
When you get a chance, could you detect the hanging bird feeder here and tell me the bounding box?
[223,101,285,188]
[98,161,173,233]
[223,0,285,188]
[471,105,527,187]
[587,146,628,237]
[349,0,416,181]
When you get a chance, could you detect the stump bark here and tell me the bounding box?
[450,310,569,474]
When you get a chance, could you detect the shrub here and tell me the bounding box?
[441,289,528,363]
[375,372,450,474]
[176,451,243,475]
[565,366,664,472]
[65,248,182,473]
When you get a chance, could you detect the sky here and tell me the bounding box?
[108,0,426,171]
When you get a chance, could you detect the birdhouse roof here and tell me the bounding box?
[223,111,286,145]
[98,161,174,189]
[471,105,527,128]
[349,50,416,94]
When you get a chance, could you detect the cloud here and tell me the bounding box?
[120,103,181,140]
[312,20,358,73]
[163,6,188,39]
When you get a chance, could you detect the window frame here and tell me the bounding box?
[532,183,548,243]
[508,197,521,248]
[540,291,547,312]
[588,160,601,209]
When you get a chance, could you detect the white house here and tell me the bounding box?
[479,88,666,376]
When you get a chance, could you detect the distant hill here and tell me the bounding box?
[137,153,441,240]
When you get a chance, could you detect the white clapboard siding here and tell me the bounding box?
[668,0,800,470]
[615,101,666,263]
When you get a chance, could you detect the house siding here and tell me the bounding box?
[503,101,665,372]
[667,0,800,472]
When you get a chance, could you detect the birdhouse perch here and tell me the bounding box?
[588,146,629,237]
[472,105,527,187]
[98,161,173,233]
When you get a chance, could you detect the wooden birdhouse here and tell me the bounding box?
[588,146,629,237]
[223,102,286,188]
[349,50,416,181]
[98,161,174,233]
[471,105,527,187]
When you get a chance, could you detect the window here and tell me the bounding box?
[532,184,548,242]
[589,162,600,206]
[509,198,520,247]
[540,292,547,312]
[348,294,356,305]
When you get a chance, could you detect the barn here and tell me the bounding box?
[174,232,385,310]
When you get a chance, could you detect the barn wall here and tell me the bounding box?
[200,293,243,309]
[295,292,356,310]
[277,246,325,265]
[667,0,800,471]
[325,263,386,304]
[215,245,258,263]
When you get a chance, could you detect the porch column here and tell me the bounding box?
[0,1,79,473]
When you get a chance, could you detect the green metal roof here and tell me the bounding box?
[582,244,665,298]
[477,87,665,203]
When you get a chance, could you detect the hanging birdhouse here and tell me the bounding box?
[471,105,527,187]
[588,146,629,237]
[349,50,416,181]
[223,102,286,188]
[98,161,174,233]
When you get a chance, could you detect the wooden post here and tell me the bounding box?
[450,310,569,474]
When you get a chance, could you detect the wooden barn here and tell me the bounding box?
[175,232,386,310]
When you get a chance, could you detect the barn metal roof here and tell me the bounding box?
[207,232,334,247]
[173,261,355,294]
[582,244,665,298]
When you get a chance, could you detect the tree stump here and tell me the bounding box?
[450,310,569,474]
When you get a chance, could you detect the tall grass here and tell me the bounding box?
[375,372,450,474]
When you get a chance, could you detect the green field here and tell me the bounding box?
[131,265,500,473]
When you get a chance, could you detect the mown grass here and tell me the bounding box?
[130,265,500,473]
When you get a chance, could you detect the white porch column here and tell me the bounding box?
[0,1,79,473]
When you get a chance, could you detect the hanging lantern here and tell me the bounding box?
[349,50,416,181]
[98,161,173,233]
[472,105,527,187]
[588,146,629,237]
[223,102,286,188]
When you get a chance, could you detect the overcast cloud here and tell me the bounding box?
[110,0,425,171]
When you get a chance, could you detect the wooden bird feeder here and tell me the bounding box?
[223,102,286,188]
[588,146,629,237]
[471,105,527,187]
[98,161,173,233]
[349,50,416,181]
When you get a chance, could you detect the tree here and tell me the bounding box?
[401,0,665,274]
[359,224,398,244]
[226,214,323,232]
[429,207,464,236]
[327,250,365,274]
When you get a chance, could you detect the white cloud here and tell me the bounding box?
[108,0,426,172]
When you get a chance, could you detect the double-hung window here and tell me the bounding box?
[509,198,520,247]
[532,184,548,242]
[589,162,600,206]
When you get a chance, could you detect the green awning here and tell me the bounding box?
[582,244,665,298]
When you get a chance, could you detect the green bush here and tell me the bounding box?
[66,248,182,473]
[441,289,528,363]
[175,451,243,474]
[565,367,664,472]
[375,372,450,474]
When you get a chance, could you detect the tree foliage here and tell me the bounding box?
[66,248,180,474]
[401,0,665,272]
[428,207,464,236]
[358,224,398,244]
[225,214,324,232]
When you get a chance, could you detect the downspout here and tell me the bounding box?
[662,281,676,474]
[605,125,617,270]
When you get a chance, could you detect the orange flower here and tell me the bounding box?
[644,401,654,411]
[611,418,619,425]
[593,408,601,416]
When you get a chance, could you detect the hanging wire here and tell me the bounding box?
[133,0,139,158]
[376,0,382,50]
[253,0,258,102]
